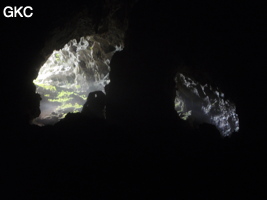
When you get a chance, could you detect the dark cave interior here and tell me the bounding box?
[1,0,266,199]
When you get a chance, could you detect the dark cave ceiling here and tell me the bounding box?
[1,0,265,133]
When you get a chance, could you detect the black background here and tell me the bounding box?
[1,0,266,199]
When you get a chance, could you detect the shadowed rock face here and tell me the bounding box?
[175,73,239,136]
[0,0,240,136]
[2,2,266,199]
[0,0,138,127]
[40,1,134,62]
[30,1,239,136]
[31,1,135,125]
[32,35,122,125]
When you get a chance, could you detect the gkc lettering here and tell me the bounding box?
[3,6,33,18]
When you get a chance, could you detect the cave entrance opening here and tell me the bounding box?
[31,36,239,136]
[32,36,122,126]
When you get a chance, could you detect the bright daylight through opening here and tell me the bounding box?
[32,36,122,126]
[175,73,239,136]
[32,35,239,136]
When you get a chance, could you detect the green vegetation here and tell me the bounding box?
[58,103,74,110]
[75,85,81,89]
[43,88,87,103]
[33,80,57,92]
[180,110,192,120]
[175,99,184,112]
[55,53,61,62]
[48,97,73,102]
[56,90,87,100]
[79,94,87,100]
[34,78,87,120]
[57,91,74,98]
[60,113,68,119]
[175,99,191,120]
[55,53,60,58]
[56,103,83,110]
[58,109,81,119]
[73,103,83,109]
